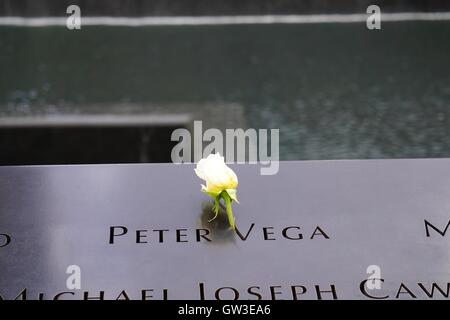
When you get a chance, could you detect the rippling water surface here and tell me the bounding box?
[1,21,449,160]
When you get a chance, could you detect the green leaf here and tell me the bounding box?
[209,197,220,222]
[225,189,239,204]
[203,190,222,199]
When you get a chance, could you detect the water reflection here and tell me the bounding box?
[1,23,450,160]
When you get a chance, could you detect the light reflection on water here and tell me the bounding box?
[0,22,449,160]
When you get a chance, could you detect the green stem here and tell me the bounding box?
[222,192,235,230]
[208,197,220,222]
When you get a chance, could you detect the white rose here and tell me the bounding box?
[195,153,239,229]
[194,153,238,197]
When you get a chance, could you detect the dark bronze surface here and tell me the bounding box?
[0,160,449,299]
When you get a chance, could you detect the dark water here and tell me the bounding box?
[1,21,450,160]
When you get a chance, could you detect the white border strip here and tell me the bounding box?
[0,114,191,127]
[1,13,450,27]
